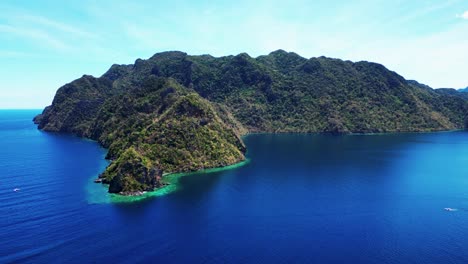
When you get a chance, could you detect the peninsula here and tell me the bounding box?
[34,50,468,194]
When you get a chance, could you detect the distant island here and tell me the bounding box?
[34,50,468,195]
[458,87,468,93]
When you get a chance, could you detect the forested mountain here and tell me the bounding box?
[34,50,468,194]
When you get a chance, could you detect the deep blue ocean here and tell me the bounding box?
[2,110,468,263]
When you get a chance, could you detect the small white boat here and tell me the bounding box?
[13,188,20,192]
[444,207,457,211]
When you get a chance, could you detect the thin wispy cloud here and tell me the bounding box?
[0,7,99,54]
[393,0,461,25]
[0,5,95,38]
[1,0,468,108]
[0,50,38,58]
[0,24,70,51]
[17,14,97,38]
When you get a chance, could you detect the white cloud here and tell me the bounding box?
[457,11,468,19]
[345,22,468,88]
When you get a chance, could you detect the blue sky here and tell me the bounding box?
[0,0,467,108]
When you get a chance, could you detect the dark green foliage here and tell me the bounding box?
[35,74,246,194]
[148,51,468,133]
[35,50,468,194]
[100,147,163,194]
[34,75,113,136]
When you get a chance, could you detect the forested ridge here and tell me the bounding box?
[34,50,468,194]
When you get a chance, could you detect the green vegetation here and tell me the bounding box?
[34,50,468,194]
[100,147,161,194]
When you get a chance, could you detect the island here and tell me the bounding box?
[34,50,468,195]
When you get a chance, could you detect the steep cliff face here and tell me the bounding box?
[34,76,114,136]
[35,50,468,194]
[99,147,163,194]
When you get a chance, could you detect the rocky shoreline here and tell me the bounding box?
[93,158,250,197]
[119,191,148,196]
[93,178,170,196]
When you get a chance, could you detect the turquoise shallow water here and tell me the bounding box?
[2,110,468,263]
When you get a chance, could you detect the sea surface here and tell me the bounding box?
[2,110,468,263]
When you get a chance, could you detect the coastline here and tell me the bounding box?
[95,128,465,202]
[40,121,465,204]
[242,128,465,137]
[87,158,251,204]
